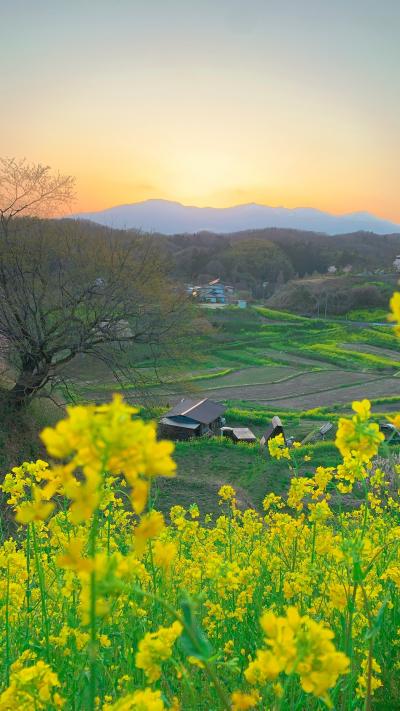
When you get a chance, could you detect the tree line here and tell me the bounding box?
[158,227,400,295]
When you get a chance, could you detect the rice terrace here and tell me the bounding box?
[2,2,400,710]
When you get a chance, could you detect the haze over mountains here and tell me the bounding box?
[74,199,400,235]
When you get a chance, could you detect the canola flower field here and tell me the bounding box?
[1,294,400,710]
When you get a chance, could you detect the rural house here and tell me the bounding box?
[159,398,226,440]
[200,279,234,304]
[188,279,235,305]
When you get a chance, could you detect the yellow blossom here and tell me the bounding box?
[218,485,236,501]
[268,433,291,460]
[40,395,176,521]
[231,691,259,710]
[356,656,382,699]
[335,400,384,462]
[15,494,54,525]
[134,511,165,556]
[0,657,63,709]
[153,539,177,570]
[135,621,183,682]
[246,607,349,706]
[102,688,165,710]
[388,291,400,335]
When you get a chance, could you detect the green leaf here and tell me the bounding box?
[365,598,389,640]
[352,561,364,583]
[178,596,213,662]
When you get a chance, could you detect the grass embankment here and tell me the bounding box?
[155,437,333,516]
[163,435,399,518]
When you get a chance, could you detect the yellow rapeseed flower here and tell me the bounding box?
[218,485,236,501]
[388,291,400,336]
[335,400,384,463]
[15,491,54,525]
[231,691,259,710]
[102,688,166,710]
[40,395,176,522]
[246,607,349,706]
[0,656,63,709]
[356,656,382,699]
[153,539,177,570]
[134,511,165,556]
[135,621,183,682]
[268,433,291,460]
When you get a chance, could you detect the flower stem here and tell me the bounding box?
[132,586,231,710]
[32,522,50,661]
[25,522,31,643]
[311,522,317,564]
[89,510,99,711]
[5,561,10,685]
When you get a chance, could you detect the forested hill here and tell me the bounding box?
[67,217,400,297]
[151,227,400,283]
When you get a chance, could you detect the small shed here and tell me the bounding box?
[379,422,400,444]
[159,398,226,440]
[301,421,333,445]
[221,426,257,444]
[260,416,285,447]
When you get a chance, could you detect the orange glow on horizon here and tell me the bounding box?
[2,2,399,226]
[69,176,400,224]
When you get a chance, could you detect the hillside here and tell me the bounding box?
[266,274,397,316]
[59,218,400,301]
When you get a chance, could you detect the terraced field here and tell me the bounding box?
[193,372,399,409]
[342,342,400,361]
[71,306,400,414]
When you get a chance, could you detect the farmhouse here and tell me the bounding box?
[159,397,226,440]
[188,279,235,305]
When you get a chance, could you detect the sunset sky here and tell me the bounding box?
[2,0,399,219]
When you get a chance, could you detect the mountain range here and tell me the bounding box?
[73,199,400,235]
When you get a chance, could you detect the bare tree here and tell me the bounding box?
[0,157,75,229]
[0,160,190,407]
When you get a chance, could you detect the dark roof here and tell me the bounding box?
[261,422,284,443]
[166,398,225,425]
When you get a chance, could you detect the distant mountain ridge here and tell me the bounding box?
[73,199,400,235]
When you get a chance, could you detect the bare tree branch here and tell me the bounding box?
[0,158,75,228]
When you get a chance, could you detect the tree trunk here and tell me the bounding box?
[6,368,49,408]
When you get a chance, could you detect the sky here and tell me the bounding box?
[1,0,400,219]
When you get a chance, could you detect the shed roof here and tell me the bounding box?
[160,417,200,430]
[232,427,257,442]
[166,398,225,425]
